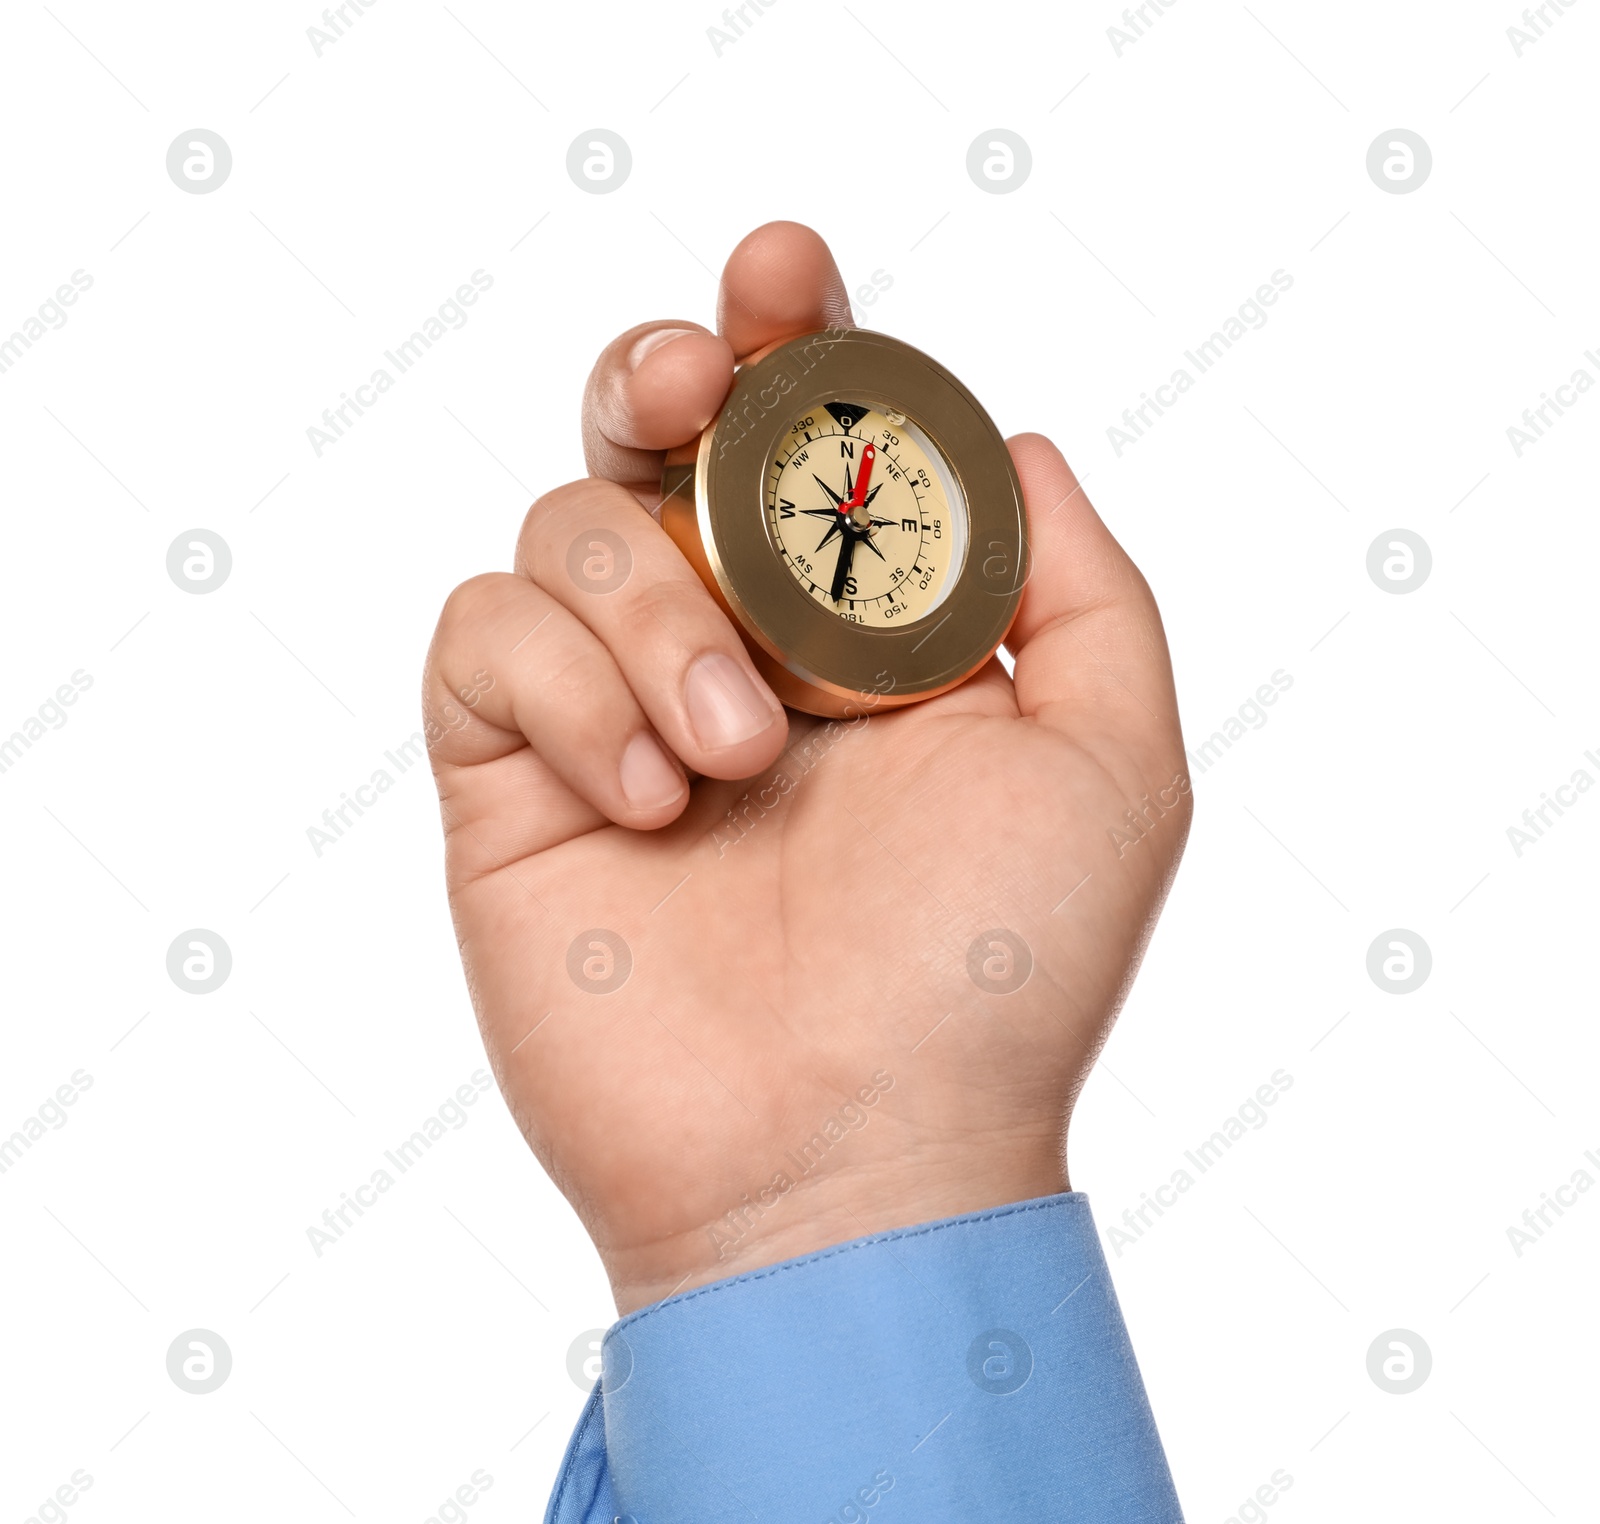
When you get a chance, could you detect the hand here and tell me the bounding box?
[422,223,1190,1313]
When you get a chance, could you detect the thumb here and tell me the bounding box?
[1003,433,1183,755]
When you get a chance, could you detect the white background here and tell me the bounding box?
[2,0,1596,1519]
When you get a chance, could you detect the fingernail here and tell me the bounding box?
[620,730,684,811]
[627,327,697,371]
[686,653,778,751]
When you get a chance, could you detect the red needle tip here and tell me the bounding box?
[841,444,876,512]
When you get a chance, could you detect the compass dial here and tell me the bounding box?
[765,401,970,627]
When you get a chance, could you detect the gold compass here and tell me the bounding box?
[661,329,1027,718]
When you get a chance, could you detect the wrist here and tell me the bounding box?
[605,1139,1069,1315]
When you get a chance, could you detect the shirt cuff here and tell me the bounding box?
[545,1192,1184,1524]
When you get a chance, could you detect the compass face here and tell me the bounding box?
[765,400,970,626]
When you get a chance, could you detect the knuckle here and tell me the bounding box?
[437,572,514,640]
[425,575,523,753]
[517,479,637,574]
[539,642,618,709]
[619,580,712,650]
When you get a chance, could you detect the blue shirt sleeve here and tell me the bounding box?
[544,1191,1184,1523]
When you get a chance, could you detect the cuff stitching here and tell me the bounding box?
[612,1190,1088,1337]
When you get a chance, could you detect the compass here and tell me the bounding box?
[660,329,1027,718]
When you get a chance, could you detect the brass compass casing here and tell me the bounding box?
[661,328,1027,718]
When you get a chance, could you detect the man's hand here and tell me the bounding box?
[422,222,1190,1314]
